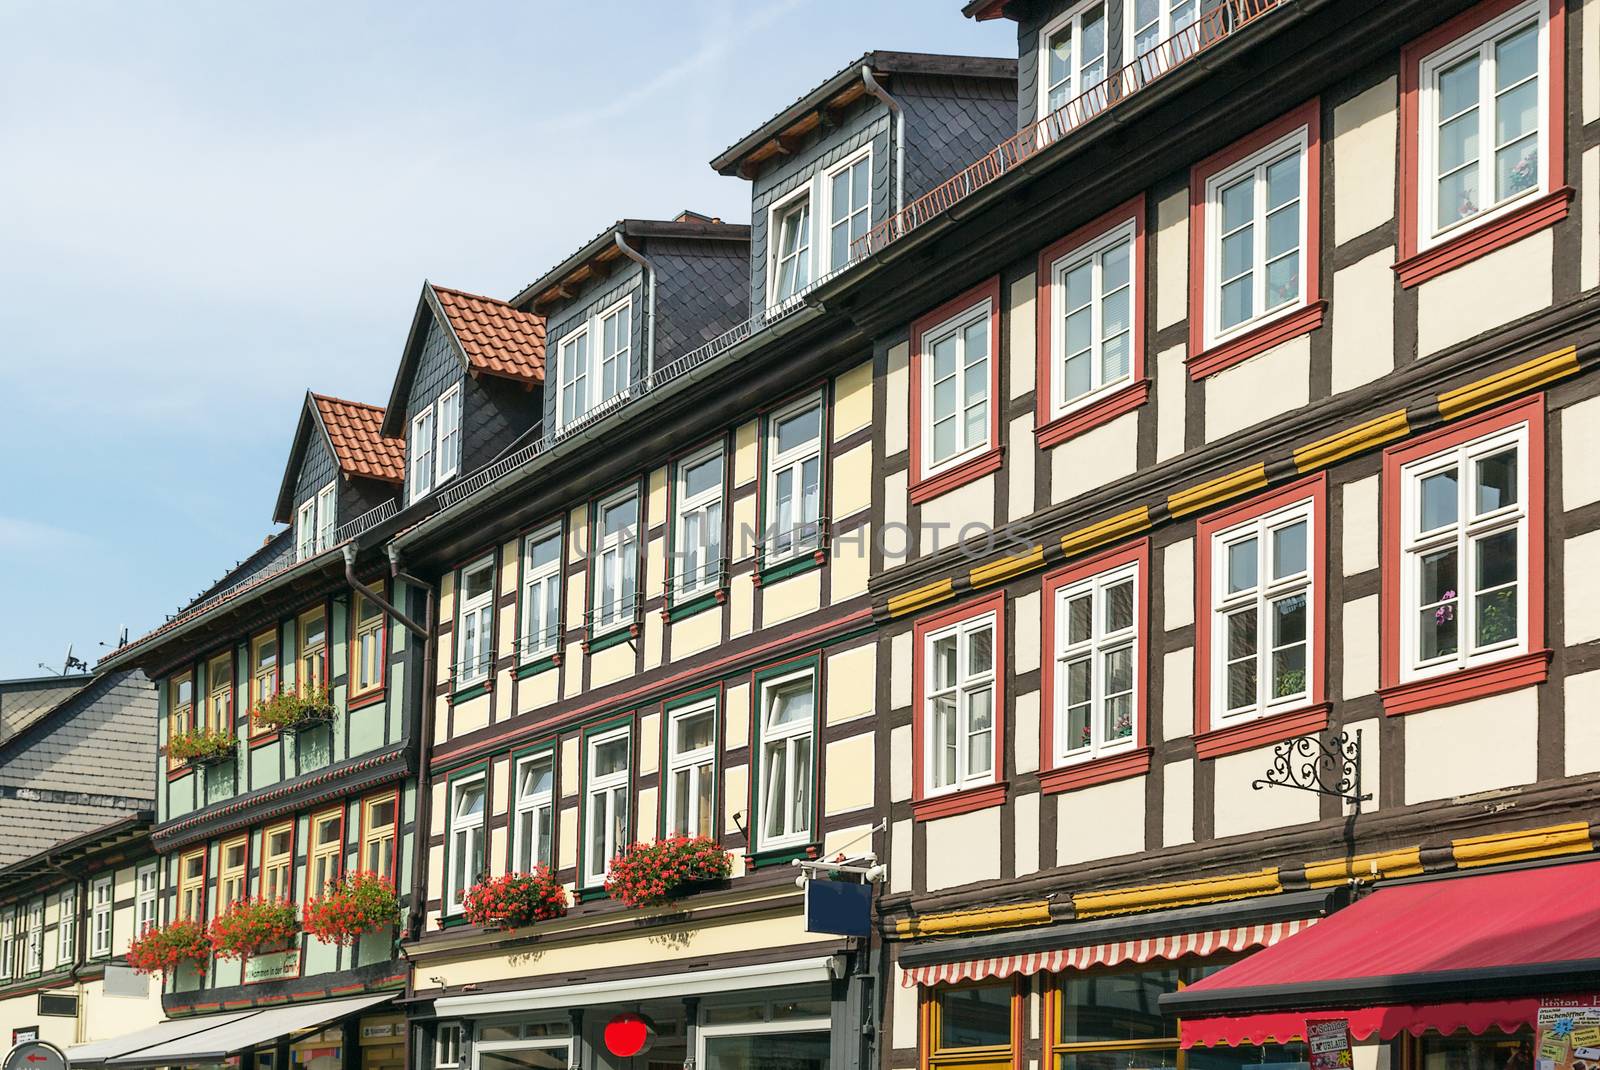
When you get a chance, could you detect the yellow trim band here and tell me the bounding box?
[1304,848,1424,888]
[1072,867,1281,919]
[1438,346,1578,421]
[894,900,1052,938]
[1452,821,1592,869]
[1166,464,1268,518]
[1060,507,1152,559]
[1293,410,1409,473]
[970,545,1046,589]
[887,579,955,619]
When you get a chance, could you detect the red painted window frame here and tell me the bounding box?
[349,581,390,710]
[1377,395,1548,716]
[1187,98,1325,381]
[1034,195,1149,449]
[1193,472,1330,759]
[1394,0,1569,288]
[911,590,1009,821]
[258,817,299,905]
[909,277,1004,505]
[357,785,403,882]
[1039,539,1152,793]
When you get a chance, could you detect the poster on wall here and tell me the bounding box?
[1307,1019,1353,1070]
[1536,1005,1600,1070]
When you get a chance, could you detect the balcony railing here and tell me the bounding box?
[852,0,1287,259]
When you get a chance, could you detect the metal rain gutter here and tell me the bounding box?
[614,232,658,377]
[860,66,905,215]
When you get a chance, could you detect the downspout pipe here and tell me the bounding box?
[614,232,657,378]
[343,545,428,641]
[861,66,904,216]
[384,544,438,945]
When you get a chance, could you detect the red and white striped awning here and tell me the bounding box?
[900,918,1319,988]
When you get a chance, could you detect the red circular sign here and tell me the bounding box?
[603,1013,653,1057]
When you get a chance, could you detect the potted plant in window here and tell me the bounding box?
[463,868,568,930]
[168,726,237,767]
[209,898,299,960]
[302,872,400,946]
[604,837,734,909]
[126,918,212,977]
[250,684,336,733]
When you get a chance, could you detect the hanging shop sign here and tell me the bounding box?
[805,878,871,936]
[1306,1019,1352,1070]
[1537,1005,1600,1070]
[602,1014,655,1058]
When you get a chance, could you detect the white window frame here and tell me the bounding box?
[472,1028,570,1068]
[1398,422,1530,683]
[89,877,113,958]
[664,699,717,840]
[25,899,43,975]
[767,184,814,308]
[0,910,13,981]
[1125,0,1199,64]
[1202,124,1311,350]
[554,296,635,431]
[763,393,825,564]
[1053,562,1141,767]
[435,1023,463,1070]
[1208,496,1317,727]
[582,726,632,888]
[1038,0,1110,119]
[918,298,994,478]
[696,1014,832,1065]
[756,668,817,852]
[314,479,336,553]
[519,524,564,660]
[409,403,436,500]
[922,612,999,797]
[1416,1,1549,252]
[593,488,640,636]
[135,863,159,936]
[555,324,590,431]
[446,774,487,916]
[674,444,726,597]
[435,383,462,483]
[822,145,873,273]
[596,297,633,404]
[455,555,496,685]
[1049,219,1137,421]
[56,887,77,967]
[512,751,556,874]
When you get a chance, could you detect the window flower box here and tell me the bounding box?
[604,837,734,909]
[169,726,237,768]
[463,869,568,930]
[126,918,211,977]
[302,872,400,946]
[250,685,336,733]
[209,898,299,960]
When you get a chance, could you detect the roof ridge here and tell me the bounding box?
[431,282,525,308]
[310,392,388,415]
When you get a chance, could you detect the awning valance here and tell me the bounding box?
[1164,860,1600,1047]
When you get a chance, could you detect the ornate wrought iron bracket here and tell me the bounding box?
[1252,728,1372,811]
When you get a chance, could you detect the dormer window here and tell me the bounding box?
[1129,0,1197,62]
[1041,1,1109,117]
[436,384,461,481]
[408,384,463,499]
[770,190,813,305]
[410,405,435,498]
[825,148,871,271]
[296,479,336,562]
[556,297,634,431]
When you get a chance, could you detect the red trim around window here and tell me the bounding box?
[910,590,1009,821]
[909,277,1004,505]
[1187,98,1324,380]
[1193,472,1329,759]
[350,582,390,705]
[1039,540,1152,793]
[1395,0,1567,288]
[258,818,298,904]
[1034,195,1149,448]
[1378,395,1547,715]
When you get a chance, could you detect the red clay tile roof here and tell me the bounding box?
[312,395,405,485]
[431,284,546,384]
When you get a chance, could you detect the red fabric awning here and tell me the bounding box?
[1167,861,1600,1047]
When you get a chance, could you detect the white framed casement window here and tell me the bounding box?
[57,887,77,967]
[1399,421,1529,681]
[409,404,436,500]
[674,444,725,596]
[1054,562,1139,765]
[1209,496,1316,725]
[824,146,872,272]
[1127,0,1198,61]
[519,524,563,659]
[1039,0,1109,117]
[1203,124,1309,349]
[923,612,998,795]
[556,325,590,431]
[1417,1,1546,251]
[919,299,992,476]
[435,383,462,483]
[697,1010,831,1066]
[446,774,486,914]
[135,863,159,936]
[593,488,639,634]
[756,667,816,850]
[361,793,399,881]
[295,498,316,561]
[455,556,495,685]
[764,393,824,562]
[598,297,632,402]
[512,751,556,873]
[768,186,813,307]
[434,1023,462,1070]
[1050,219,1135,420]
[90,876,113,958]
[555,296,635,430]
[0,910,13,981]
[25,900,43,975]
[315,480,336,552]
[665,699,716,839]
[583,727,631,887]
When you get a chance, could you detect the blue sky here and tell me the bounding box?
[0,1,1014,677]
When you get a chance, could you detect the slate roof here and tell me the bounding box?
[431,284,546,384]
[0,676,89,745]
[312,394,405,485]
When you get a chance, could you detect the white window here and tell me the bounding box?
[556,327,589,430]
[512,752,556,873]
[1418,2,1546,248]
[1054,564,1139,765]
[765,395,824,562]
[1204,125,1308,346]
[410,404,436,499]
[665,700,717,839]
[455,556,495,685]
[825,148,872,271]
[1049,221,1135,419]
[295,499,316,562]
[90,877,113,958]
[757,669,815,850]
[555,298,635,430]
[1128,0,1197,61]
[435,1024,462,1070]
[924,613,998,795]
[1400,423,1528,680]
[0,911,13,981]
[770,190,813,305]
[598,299,632,402]
[436,384,462,482]
[920,300,992,474]
[1040,1,1109,117]
[1209,497,1316,725]
[594,490,639,634]
[519,525,563,659]
[446,776,486,914]
[135,863,159,936]
[315,480,336,552]
[25,899,43,975]
[57,887,77,967]
[674,446,725,596]
[583,728,631,887]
